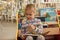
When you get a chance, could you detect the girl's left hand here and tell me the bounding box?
[30,25,35,30]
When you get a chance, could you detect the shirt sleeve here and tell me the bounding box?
[18,19,28,29]
[18,23,21,29]
[18,19,22,29]
[35,19,43,34]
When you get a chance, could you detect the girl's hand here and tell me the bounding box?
[18,30,26,39]
[28,25,36,34]
[20,34,26,40]
[30,25,35,30]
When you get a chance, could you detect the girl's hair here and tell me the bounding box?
[25,4,35,9]
[24,4,36,15]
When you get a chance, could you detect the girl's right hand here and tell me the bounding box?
[20,34,26,40]
[18,30,26,39]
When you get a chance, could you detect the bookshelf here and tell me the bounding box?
[17,0,60,27]
[39,2,56,26]
[39,0,60,27]
[0,0,17,22]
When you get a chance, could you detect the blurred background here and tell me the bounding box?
[0,0,17,40]
[17,0,60,40]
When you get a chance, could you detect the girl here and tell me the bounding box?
[18,4,45,40]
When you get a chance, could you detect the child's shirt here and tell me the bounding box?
[19,18,43,34]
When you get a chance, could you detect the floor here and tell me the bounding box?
[0,21,16,40]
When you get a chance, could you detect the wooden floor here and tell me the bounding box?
[0,21,16,40]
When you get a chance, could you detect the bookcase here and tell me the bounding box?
[0,0,17,22]
[17,0,60,26]
[39,0,60,27]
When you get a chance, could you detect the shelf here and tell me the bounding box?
[43,27,59,35]
[41,21,58,25]
[40,2,60,3]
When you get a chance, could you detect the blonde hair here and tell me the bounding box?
[25,4,35,9]
[24,4,36,15]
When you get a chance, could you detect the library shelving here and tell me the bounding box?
[17,0,60,27]
[0,0,17,22]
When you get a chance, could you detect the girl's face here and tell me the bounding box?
[25,8,35,20]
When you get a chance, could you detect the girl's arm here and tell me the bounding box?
[35,19,43,34]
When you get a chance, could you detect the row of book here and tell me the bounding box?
[40,0,59,3]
